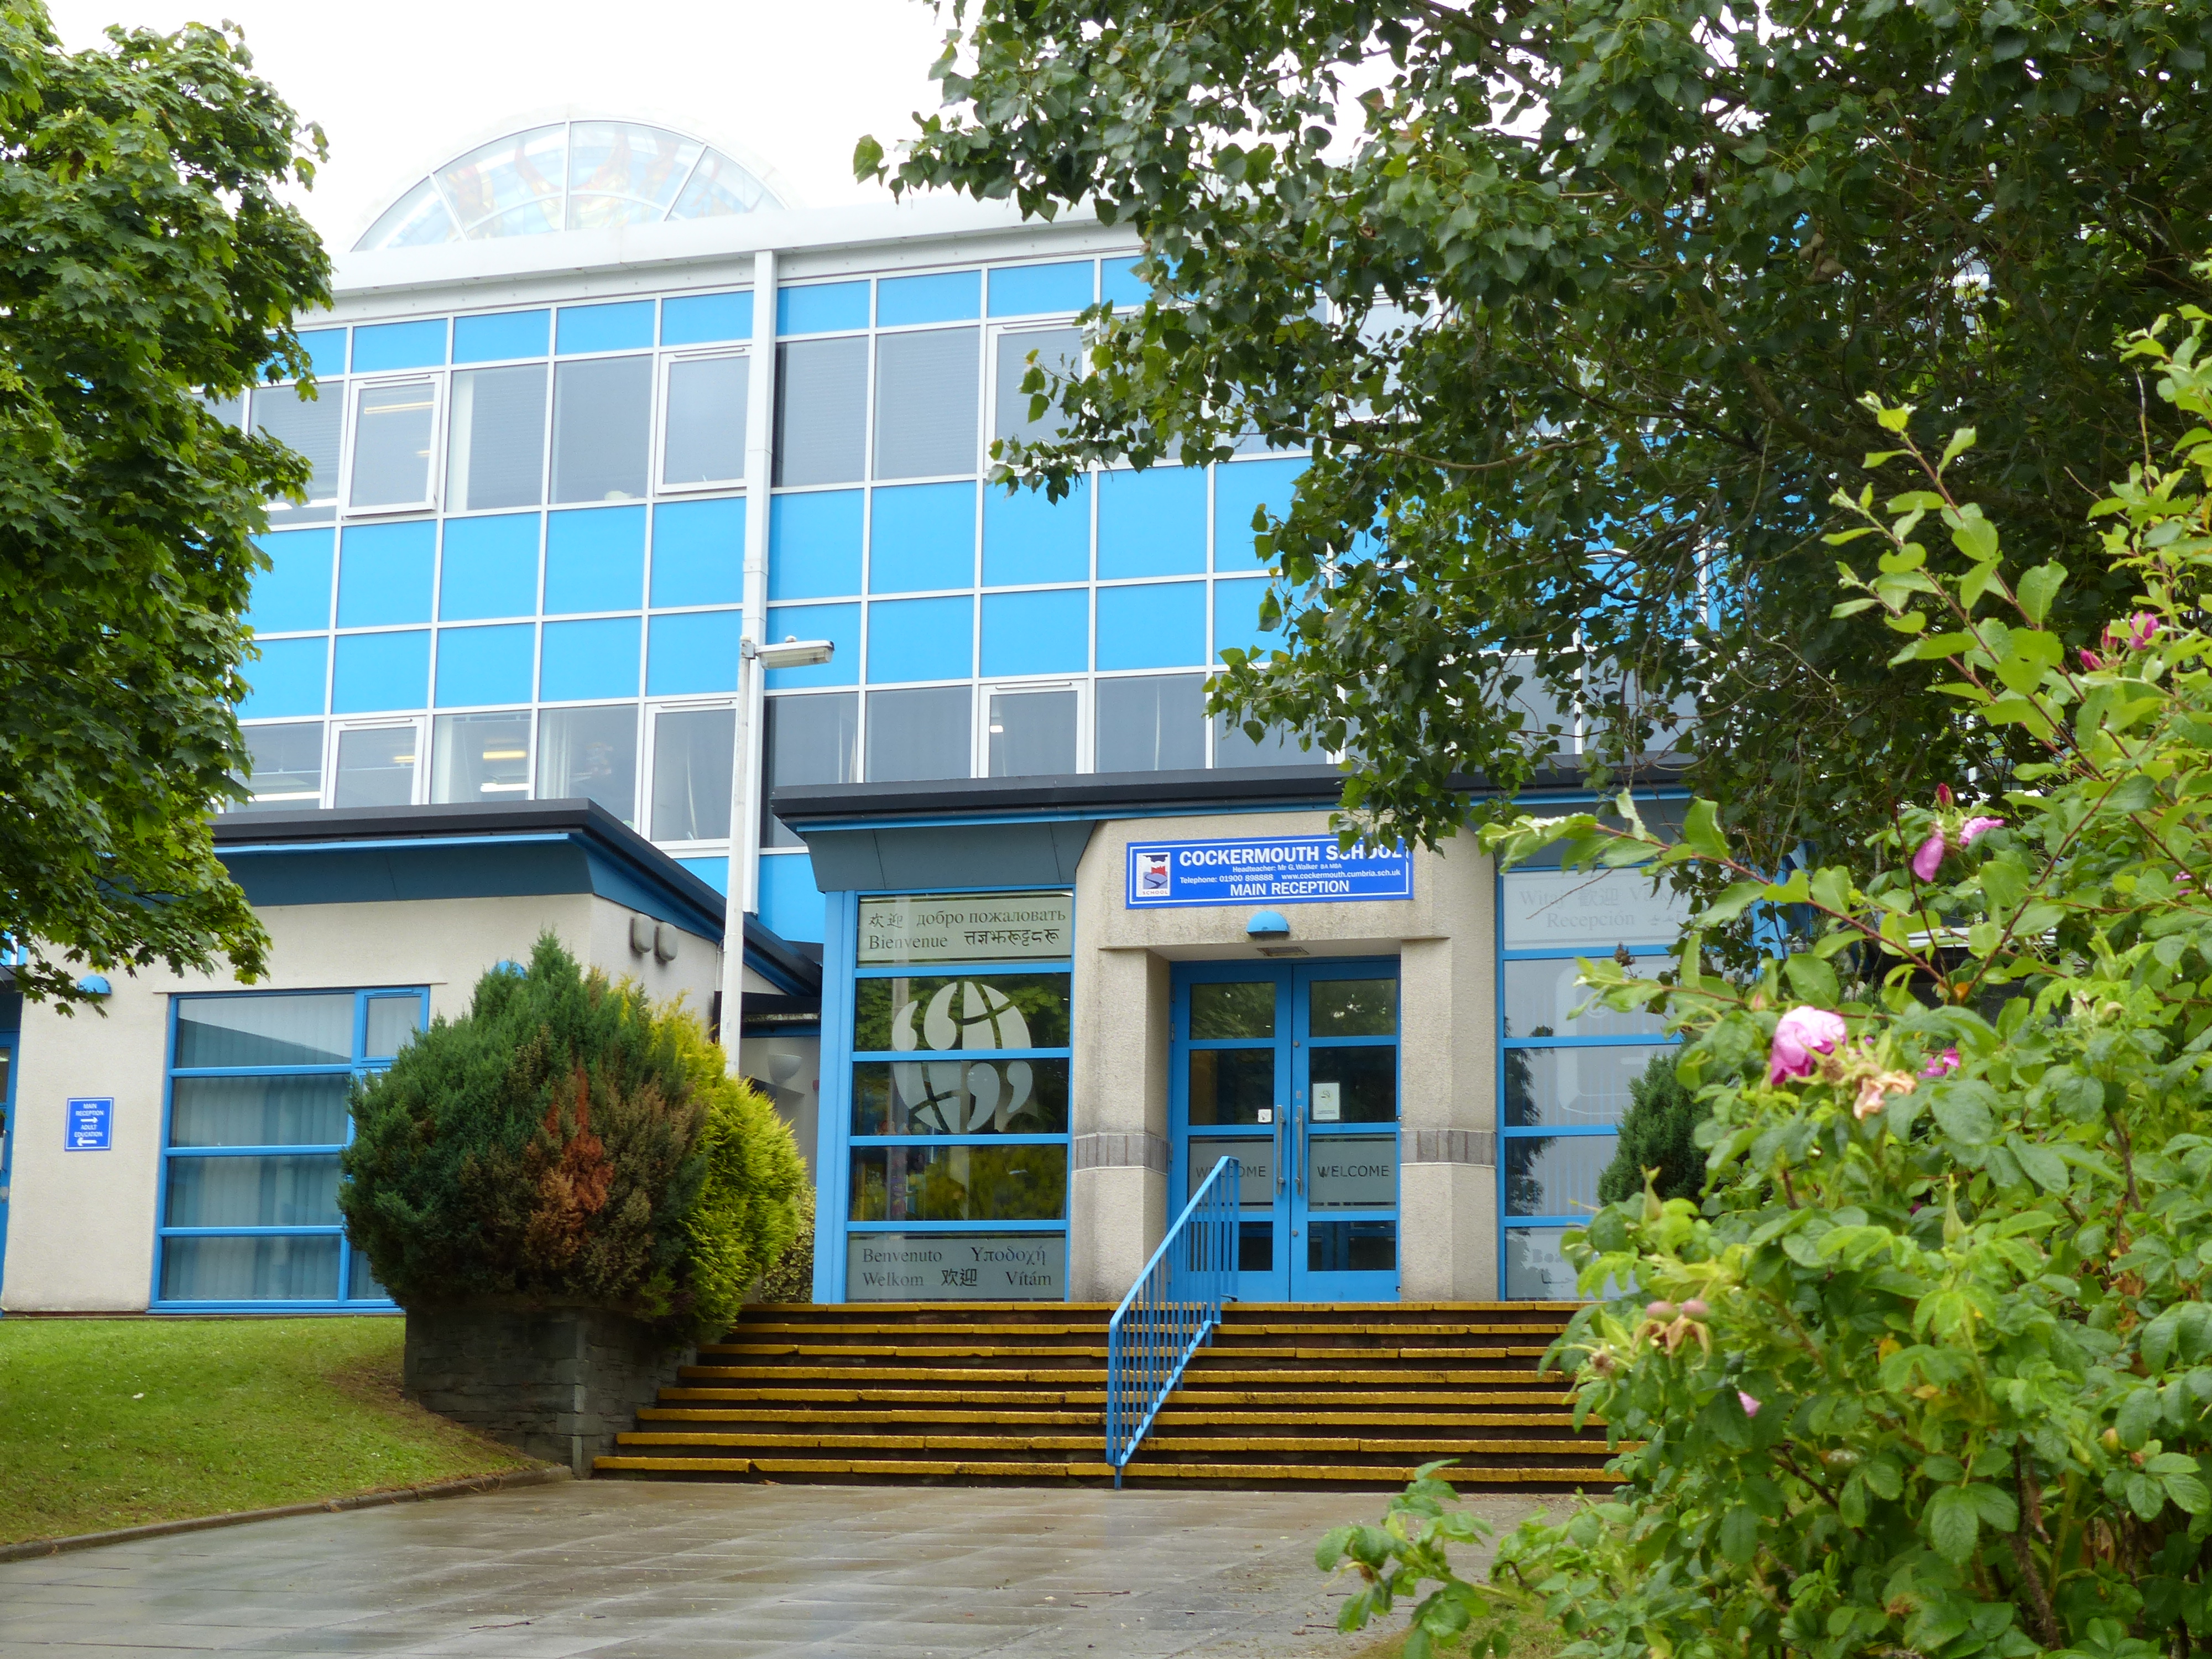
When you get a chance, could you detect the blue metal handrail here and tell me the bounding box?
[1105,1155,1240,1485]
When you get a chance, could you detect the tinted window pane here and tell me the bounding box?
[348,1250,389,1302]
[773,336,868,486]
[349,379,436,508]
[1505,1133,1618,1218]
[761,692,858,848]
[1503,1227,1582,1300]
[1096,674,1205,773]
[234,723,323,811]
[865,685,971,782]
[363,997,422,1060]
[252,385,341,524]
[650,705,736,841]
[1190,1048,1274,1126]
[1308,1220,1395,1271]
[1213,712,1310,768]
[333,725,418,808]
[169,1075,351,1146]
[854,972,1071,1053]
[874,326,979,479]
[536,703,638,823]
[848,1144,1067,1223]
[1504,1046,1656,1128]
[662,354,748,487]
[431,710,531,803]
[1311,979,1396,1037]
[165,1153,342,1227]
[1503,958,1668,1037]
[551,356,651,503]
[159,1235,339,1302]
[447,365,546,511]
[1187,1138,1276,1208]
[175,994,354,1068]
[1190,982,1272,1039]
[993,328,1081,447]
[852,1057,1070,1135]
[1307,1045,1395,1123]
[987,687,1076,778]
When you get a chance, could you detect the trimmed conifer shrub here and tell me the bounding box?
[1594,1047,1706,1206]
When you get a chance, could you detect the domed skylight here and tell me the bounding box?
[356,121,778,252]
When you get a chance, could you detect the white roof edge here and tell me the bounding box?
[329,194,1128,302]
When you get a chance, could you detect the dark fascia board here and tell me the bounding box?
[770,757,1691,831]
[742,915,821,996]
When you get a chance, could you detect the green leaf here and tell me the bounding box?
[1681,799,1729,860]
[1931,1082,1998,1145]
[1698,881,1770,927]
[1785,952,1840,1006]
[1938,428,1979,472]
[1718,1504,1760,1563]
[1926,1486,1980,1564]
[2120,1387,2164,1449]
[2016,563,2067,623]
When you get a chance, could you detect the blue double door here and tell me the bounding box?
[1170,959,1400,1303]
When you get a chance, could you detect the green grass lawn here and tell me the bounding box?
[0,1316,536,1546]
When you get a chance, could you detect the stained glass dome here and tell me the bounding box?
[356,121,779,252]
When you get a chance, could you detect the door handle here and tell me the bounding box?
[1275,1111,1287,1193]
[1295,1114,1306,1196]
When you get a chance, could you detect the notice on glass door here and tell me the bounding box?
[1311,1082,1341,1122]
[1125,836,1413,908]
[857,892,1073,966]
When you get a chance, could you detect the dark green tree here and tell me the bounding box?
[860,0,2212,877]
[0,2,331,1006]
[1595,1049,1705,1206]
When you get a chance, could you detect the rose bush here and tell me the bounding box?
[1322,300,2212,1659]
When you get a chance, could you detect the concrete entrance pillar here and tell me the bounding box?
[1067,945,1171,1302]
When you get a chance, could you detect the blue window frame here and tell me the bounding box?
[155,987,427,1311]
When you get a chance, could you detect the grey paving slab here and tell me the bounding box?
[0,1483,1547,1658]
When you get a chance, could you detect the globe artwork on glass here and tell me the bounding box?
[887,980,1039,1134]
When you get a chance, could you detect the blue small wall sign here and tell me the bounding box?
[1126,835,1414,908]
[65,1097,113,1151]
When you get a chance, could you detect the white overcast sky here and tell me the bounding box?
[43,0,951,246]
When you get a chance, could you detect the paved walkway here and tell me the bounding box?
[0,1483,1545,1658]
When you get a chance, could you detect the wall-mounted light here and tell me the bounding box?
[76,973,112,998]
[1245,911,1291,940]
[744,636,835,670]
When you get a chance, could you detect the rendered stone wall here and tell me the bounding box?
[402,1307,691,1476]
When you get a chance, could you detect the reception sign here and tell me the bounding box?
[1125,836,1413,909]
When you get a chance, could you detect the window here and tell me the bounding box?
[873,327,979,479]
[993,327,1082,448]
[537,703,638,822]
[987,685,1077,778]
[1214,709,1317,768]
[447,365,547,511]
[866,686,972,782]
[431,710,532,802]
[233,722,325,810]
[252,385,342,525]
[661,353,748,488]
[551,356,652,503]
[1096,674,1205,773]
[333,723,420,807]
[157,989,424,1307]
[348,378,439,511]
[761,692,858,847]
[773,336,867,486]
[650,705,735,842]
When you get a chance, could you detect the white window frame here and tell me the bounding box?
[341,372,445,518]
[644,698,739,849]
[427,707,536,807]
[250,377,346,521]
[656,348,750,495]
[979,676,1087,780]
[326,716,429,809]
[985,321,1087,461]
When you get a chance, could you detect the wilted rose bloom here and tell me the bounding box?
[1912,829,1948,881]
[1922,1047,1961,1079]
[1738,1391,1762,1418]
[1769,1006,1848,1085]
[1959,816,2004,848]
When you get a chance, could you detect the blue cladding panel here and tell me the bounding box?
[677,855,729,894]
[331,629,431,713]
[988,262,1094,317]
[776,281,870,336]
[241,636,328,719]
[452,309,550,363]
[662,290,753,346]
[869,483,975,593]
[350,319,447,372]
[646,609,743,696]
[878,270,981,327]
[249,529,335,633]
[435,623,535,707]
[768,491,863,599]
[539,617,641,702]
[980,588,1088,677]
[544,506,647,614]
[337,521,436,628]
[439,514,541,620]
[295,329,347,380]
[867,594,972,683]
[983,476,1089,587]
[1100,257,1150,310]
[760,853,826,942]
[651,498,746,608]
[763,602,859,689]
[1098,467,1207,578]
[556,301,655,355]
[1095,582,1205,669]
[1213,577,1277,660]
[1213,457,1308,570]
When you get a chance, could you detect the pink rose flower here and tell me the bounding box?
[2122,612,2161,649]
[1768,1006,1848,1085]
[1959,816,2004,848]
[2080,648,2104,672]
[1922,1047,1960,1079]
[1912,829,1947,881]
[1738,1391,1762,1418]
[1936,783,1953,807]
